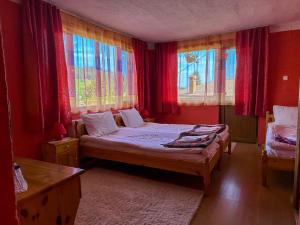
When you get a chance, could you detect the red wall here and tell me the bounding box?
[258,29,300,144]
[3,1,44,159]
[156,105,219,124]
[267,30,300,108]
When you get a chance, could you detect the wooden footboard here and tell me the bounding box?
[204,141,223,194]
[76,120,223,194]
[261,145,294,186]
[262,112,295,186]
[267,157,295,171]
[79,143,222,195]
[262,146,268,186]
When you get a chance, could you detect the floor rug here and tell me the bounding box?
[76,167,203,225]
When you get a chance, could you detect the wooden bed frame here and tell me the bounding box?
[262,111,295,186]
[75,116,231,194]
[224,133,232,154]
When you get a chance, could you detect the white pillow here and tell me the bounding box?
[273,105,298,126]
[119,108,144,128]
[81,111,118,136]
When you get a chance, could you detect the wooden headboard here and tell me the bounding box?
[265,111,275,128]
[74,114,125,138]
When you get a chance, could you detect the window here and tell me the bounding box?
[177,47,236,105]
[224,48,237,102]
[63,33,137,112]
[178,49,216,103]
[61,12,137,113]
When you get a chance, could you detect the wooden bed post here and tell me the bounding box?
[227,134,232,155]
[216,144,222,170]
[203,157,211,195]
[74,121,79,138]
[261,145,268,186]
[266,111,274,126]
[262,111,273,187]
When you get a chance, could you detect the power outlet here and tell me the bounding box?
[282,75,288,81]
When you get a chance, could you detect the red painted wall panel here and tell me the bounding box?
[258,29,300,144]
[156,105,220,124]
[267,30,300,109]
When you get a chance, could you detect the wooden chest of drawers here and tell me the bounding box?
[42,138,79,167]
[16,158,84,225]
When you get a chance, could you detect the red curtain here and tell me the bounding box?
[0,21,18,225]
[155,42,178,114]
[235,27,269,116]
[132,39,153,115]
[22,0,71,133]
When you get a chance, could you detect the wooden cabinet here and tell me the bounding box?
[220,105,258,143]
[16,158,84,225]
[42,138,79,167]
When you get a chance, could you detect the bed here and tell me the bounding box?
[262,110,296,186]
[75,114,230,194]
[128,122,232,154]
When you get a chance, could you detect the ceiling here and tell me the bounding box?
[50,0,300,42]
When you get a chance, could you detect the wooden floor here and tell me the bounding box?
[88,143,295,225]
[191,143,295,225]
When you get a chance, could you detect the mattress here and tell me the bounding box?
[266,122,296,152]
[265,145,296,159]
[80,126,220,156]
[134,122,229,142]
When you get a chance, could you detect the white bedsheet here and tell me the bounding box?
[265,145,296,159]
[266,122,296,151]
[136,122,229,141]
[80,127,219,154]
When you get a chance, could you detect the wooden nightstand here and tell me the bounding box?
[42,137,79,167]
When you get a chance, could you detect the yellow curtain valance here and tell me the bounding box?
[177,32,236,52]
[61,12,133,52]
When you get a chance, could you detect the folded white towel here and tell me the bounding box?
[194,127,218,132]
[179,135,208,142]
